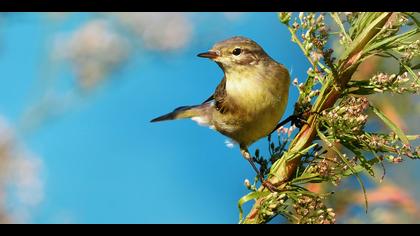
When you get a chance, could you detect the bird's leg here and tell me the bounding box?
[240,147,260,176]
[240,146,278,192]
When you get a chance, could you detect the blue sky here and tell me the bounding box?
[1,13,417,224]
[0,12,308,223]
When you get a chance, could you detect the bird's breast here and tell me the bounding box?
[224,69,285,113]
[212,70,289,146]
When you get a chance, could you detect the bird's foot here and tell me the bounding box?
[270,110,323,137]
[290,114,308,129]
[262,179,279,192]
[291,110,324,129]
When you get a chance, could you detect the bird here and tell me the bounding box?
[151,36,290,181]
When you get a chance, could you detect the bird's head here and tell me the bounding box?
[197,36,270,70]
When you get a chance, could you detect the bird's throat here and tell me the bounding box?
[225,69,271,101]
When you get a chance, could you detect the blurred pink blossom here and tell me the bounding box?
[0,117,44,223]
[112,12,192,51]
[54,19,129,89]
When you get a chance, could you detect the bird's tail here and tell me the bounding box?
[150,104,209,122]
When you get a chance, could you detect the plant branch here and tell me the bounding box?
[242,12,395,224]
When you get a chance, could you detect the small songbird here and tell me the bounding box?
[151,36,290,176]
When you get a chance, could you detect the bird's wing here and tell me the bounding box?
[201,94,214,104]
[202,76,231,114]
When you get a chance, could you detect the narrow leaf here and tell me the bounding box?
[370,105,410,145]
[340,13,392,63]
[317,126,369,212]
[364,27,420,54]
[238,191,270,223]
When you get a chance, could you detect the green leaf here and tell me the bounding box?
[347,87,377,95]
[341,157,382,177]
[330,12,352,44]
[364,27,420,54]
[341,142,375,177]
[317,126,369,213]
[238,191,270,223]
[286,143,319,162]
[406,135,420,141]
[333,145,369,213]
[342,164,365,176]
[340,13,392,64]
[291,173,325,185]
[370,105,410,145]
[403,64,419,81]
[403,12,420,28]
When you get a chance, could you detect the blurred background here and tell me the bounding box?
[0,12,418,224]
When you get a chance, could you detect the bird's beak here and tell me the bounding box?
[197,51,219,59]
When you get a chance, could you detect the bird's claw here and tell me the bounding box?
[262,180,278,192]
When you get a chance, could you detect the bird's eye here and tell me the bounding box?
[232,48,242,56]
